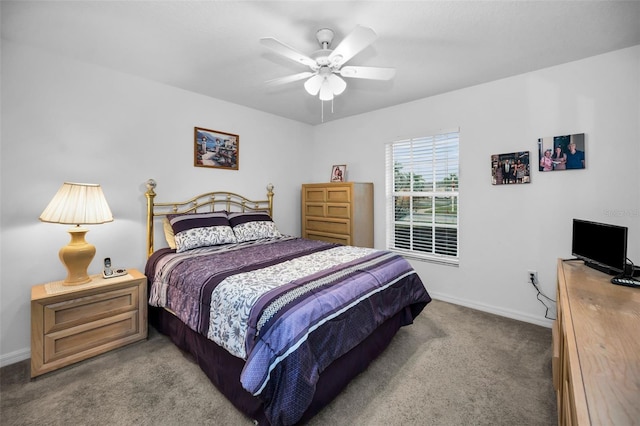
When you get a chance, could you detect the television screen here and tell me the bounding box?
[571,219,628,275]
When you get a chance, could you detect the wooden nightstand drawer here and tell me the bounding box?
[31,269,147,378]
[44,286,138,333]
[44,311,139,363]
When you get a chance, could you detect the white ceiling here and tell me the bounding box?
[2,1,640,126]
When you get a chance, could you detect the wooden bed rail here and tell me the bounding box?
[145,179,274,258]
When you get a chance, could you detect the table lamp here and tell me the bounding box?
[39,182,113,285]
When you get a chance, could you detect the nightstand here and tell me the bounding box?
[30,269,148,378]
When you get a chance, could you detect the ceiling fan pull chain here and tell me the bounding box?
[321,99,324,122]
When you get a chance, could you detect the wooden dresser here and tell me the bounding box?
[301,182,373,247]
[553,259,640,425]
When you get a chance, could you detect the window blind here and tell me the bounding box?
[385,131,459,264]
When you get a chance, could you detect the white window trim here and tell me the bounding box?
[385,130,460,265]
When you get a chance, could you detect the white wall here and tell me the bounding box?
[0,41,312,365]
[1,40,638,366]
[311,45,640,326]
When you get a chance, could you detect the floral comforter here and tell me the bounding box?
[146,236,431,425]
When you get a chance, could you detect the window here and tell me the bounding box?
[385,131,459,264]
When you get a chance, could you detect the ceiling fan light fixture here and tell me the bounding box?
[304,74,323,95]
[327,74,346,95]
[319,82,334,101]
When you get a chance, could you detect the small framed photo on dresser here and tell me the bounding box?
[331,165,346,182]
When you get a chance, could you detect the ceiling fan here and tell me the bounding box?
[260,25,395,101]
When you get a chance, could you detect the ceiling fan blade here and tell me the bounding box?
[260,37,317,69]
[266,72,314,86]
[304,74,324,95]
[328,25,377,67]
[339,66,396,80]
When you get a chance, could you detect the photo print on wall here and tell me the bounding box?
[491,151,530,185]
[537,133,585,172]
[194,127,239,170]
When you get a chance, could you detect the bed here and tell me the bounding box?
[143,179,431,425]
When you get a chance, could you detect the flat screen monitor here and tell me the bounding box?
[571,219,628,275]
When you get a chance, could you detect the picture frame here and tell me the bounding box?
[491,151,530,185]
[537,133,585,172]
[330,165,346,182]
[194,127,239,170]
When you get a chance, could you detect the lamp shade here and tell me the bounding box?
[39,182,113,285]
[39,182,113,225]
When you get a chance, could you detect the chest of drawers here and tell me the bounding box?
[301,182,373,247]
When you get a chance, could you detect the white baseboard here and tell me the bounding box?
[0,347,30,368]
[429,292,554,328]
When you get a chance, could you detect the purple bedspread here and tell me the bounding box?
[146,237,431,425]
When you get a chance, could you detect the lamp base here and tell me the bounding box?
[59,227,96,285]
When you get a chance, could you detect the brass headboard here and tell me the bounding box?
[145,179,274,258]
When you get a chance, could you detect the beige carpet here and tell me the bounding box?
[0,300,556,425]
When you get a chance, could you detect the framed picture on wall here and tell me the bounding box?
[491,151,530,185]
[330,165,346,182]
[194,127,239,170]
[537,133,585,172]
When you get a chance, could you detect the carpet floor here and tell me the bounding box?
[0,300,557,425]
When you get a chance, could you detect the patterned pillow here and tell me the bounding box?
[228,212,281,242]
[167,212,236,253]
